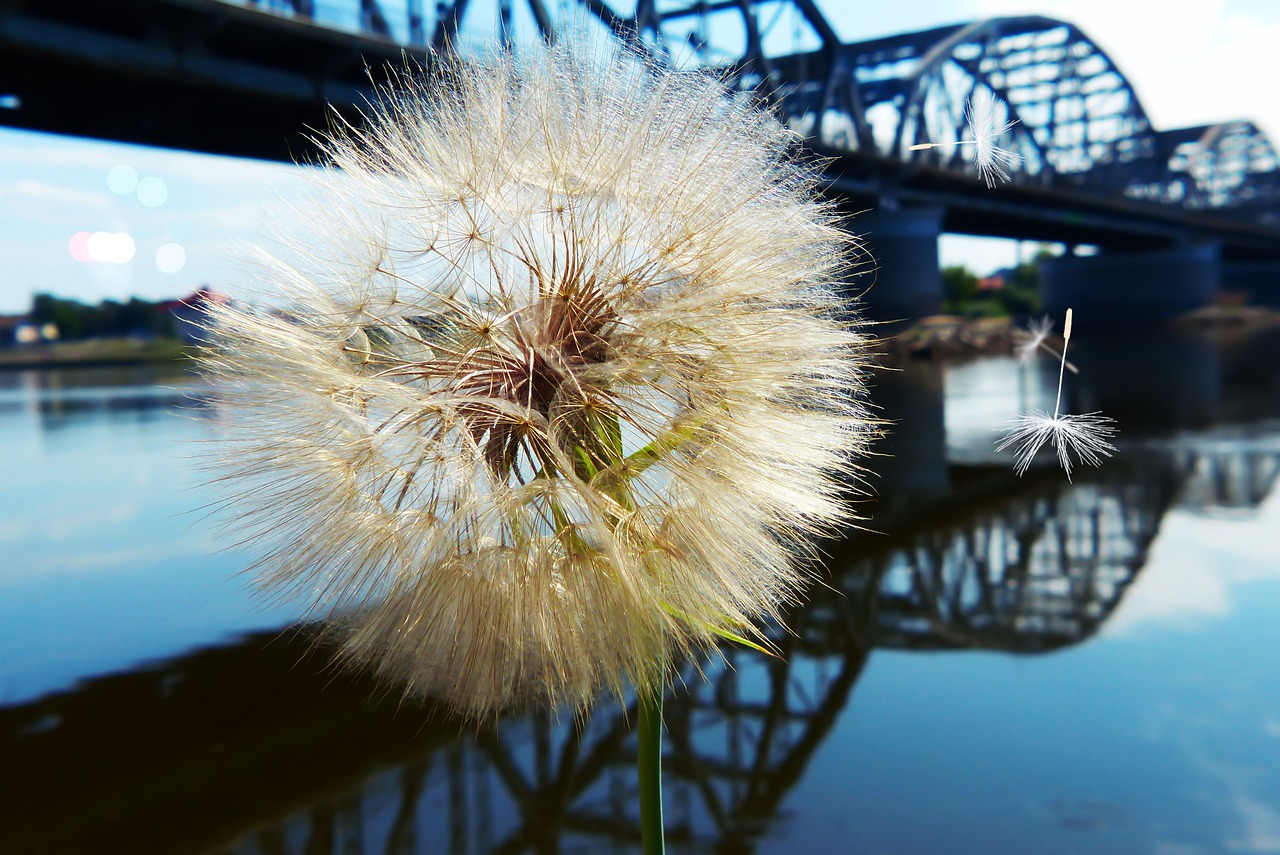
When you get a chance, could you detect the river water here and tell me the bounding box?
[2,326,1279,854]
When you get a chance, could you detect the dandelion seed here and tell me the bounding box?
[908,88,1022,187]
[1013,314,1078,374]
[966,89,1022,187]
[995,308,1117,480]
[996,408,1117,479]
[203,43,878,719]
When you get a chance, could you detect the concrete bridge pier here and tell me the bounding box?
[1042,243,1219,325]
[854,206,945,321]
[1223,261,1280,307]
[1067,332,1223,431]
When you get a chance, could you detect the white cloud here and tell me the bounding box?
[1188,746,1280,853]
[0,127,306,189]
[1225,792,1280,853]
[3,179,111,209]
[0,126,315,312]
[22,540,215,577]
[1103,488,1280,637]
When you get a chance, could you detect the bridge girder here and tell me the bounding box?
[1132,121,1280,223]
[752,15,1161,195]
[3,0,1280,236]
[560,4,1279,215]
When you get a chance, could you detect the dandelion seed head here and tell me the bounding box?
[204,43,877,718]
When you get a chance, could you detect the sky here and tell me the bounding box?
[0,0,1277,313]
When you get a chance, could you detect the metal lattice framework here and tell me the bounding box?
[242,0,1280,215]
[5,442,1272,852]
[1134,121,1280,214]
[2,0,1276,221]
[872,470,1175,652]
[209,461,1180,853]
[840,17,1158,190]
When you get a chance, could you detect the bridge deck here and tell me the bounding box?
[2,0,1278,258]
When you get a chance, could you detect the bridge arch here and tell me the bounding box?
[4,0,1280,222]
[842,16,1160,191]
[558,8,1166,194]
[1135,120,1280,211]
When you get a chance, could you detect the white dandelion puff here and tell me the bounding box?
[202,43,878,719]
[908,88,1022,187]
[995,308,1117,480]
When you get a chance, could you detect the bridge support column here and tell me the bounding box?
[1042,243,1219,324]
[855,206,944,321]
[1223,261,1280,307]
[1068,332,1222,430]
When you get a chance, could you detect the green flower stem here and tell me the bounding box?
[638,669,666,855]
[573,416,667,853]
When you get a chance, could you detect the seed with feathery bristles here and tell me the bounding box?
[997,308,1117,480]
[908,88,1022,187]
[202,42,878,719]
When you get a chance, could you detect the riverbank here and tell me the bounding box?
[9,306,1278,372]
[876,304,1280,364]
[0,337,192,370]
[874,315,1015,362]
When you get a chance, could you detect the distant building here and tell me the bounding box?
[159,288,231,344]
[0,315,24,348]
[0,316,52,347]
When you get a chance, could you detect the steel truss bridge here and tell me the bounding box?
[2,0,1280,258]
[5,442,1276,853]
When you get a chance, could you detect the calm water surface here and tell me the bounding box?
[2,328,1280,854]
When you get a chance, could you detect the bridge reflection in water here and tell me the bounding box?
[3,434,1276,855]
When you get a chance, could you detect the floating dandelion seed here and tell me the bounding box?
[966,89,1022,187]
[1013,314,1078,374]
[909,88,1022,187]
[996,408,1117,479]
[203,43,877,720]
[996,308,1117,480]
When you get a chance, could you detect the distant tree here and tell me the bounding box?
[96,300,123,338]
[998,262,1042,316]
[31,293,87,340]
[940,258,1048,318]
[942,265,981,312]
[28,293,176,340]
[122,298,162,336]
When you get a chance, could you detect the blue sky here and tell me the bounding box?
[1,0,1276,313]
